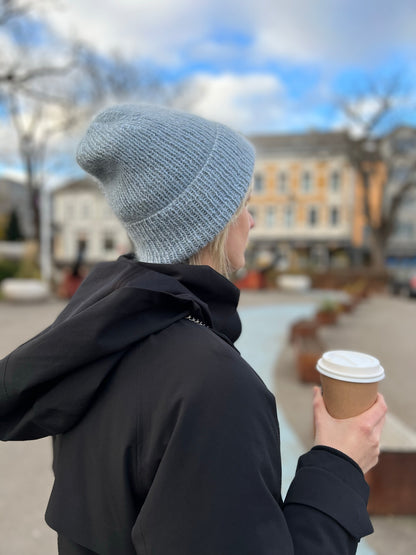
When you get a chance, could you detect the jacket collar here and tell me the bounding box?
[123,256,242,344]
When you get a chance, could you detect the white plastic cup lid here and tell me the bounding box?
[316,350,385,383]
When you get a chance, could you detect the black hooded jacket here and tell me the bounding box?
[0,255,373,554]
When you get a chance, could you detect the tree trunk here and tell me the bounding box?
[369,228,387,271]
[30,187,40,242]
[23,149,40,241]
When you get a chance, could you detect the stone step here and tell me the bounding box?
[380,412,416,452]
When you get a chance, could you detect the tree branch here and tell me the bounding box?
[0,0,57,26]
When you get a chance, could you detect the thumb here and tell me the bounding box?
[313,386,323,405]
[313,386,327,419]
[312,386,326,442]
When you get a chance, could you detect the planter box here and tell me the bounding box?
[290,319,318,344]
[234,271,264,290]
[366,452,416,514]
[365,413,416,515]
[294,336,324,384]
[315,310,338,326]
[337,302,353,314]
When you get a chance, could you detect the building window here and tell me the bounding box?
[265,206,276,228]
[65,203,74,219]
[394,221,414,238]
[394,136,416,155]
[284,205,294,228]
[103,234,115,251]
[301,170,313,193]
[330,207,340,226]
[81,202,90,219]
[308,206,319,227]
[253,173,264,194]
[277,171,288,194]
[329,170,341,193]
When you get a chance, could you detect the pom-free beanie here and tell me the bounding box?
[76,104,255,263]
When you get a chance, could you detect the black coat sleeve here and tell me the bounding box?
[283,446,373,554]
[131,322,372,554]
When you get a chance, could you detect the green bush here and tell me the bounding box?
[318,299,339,313]
[0,259,20,282]
[15,257,40,279]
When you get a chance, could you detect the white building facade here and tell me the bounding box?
[53,179,131,266]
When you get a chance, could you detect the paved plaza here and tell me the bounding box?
[0,291,415,554]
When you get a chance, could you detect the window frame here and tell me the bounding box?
[277,170,288,195]
[301,170,313,194]
[284,204,295,228]
[265,205,277,228]
[253,173,265,194]
[329,169,341,193]
[330,206,340,227]
[307,205,319,227]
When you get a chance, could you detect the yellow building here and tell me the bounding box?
[248,132,371,270]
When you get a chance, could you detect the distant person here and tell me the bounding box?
[0,104,386,554]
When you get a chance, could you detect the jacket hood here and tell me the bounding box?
[0,255,241,441]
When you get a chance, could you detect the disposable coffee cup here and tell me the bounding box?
[316,350,385,419]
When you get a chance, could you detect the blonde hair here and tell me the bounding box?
[188,187,251,277]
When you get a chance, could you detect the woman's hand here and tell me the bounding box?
[313,386,387,474]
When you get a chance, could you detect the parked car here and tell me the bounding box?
[389,267,416,298]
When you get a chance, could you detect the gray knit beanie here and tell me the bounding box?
[76,103,255,263]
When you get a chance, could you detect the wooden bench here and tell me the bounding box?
[366,413,416,514]
[289,319,324,384]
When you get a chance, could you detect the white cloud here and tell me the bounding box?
[248,1,330,63]
[0,120,18,162]
[186,72,285,133]
[2,0,416,165]
[0,32,16,61]
[184,71,342,134]
[248,0,416,66]
[47,0,218,65]
[43,0,416,69]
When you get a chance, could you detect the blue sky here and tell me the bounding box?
[1,0,416,182]
[46,0,416,133]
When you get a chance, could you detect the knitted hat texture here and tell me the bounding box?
[76,103,255,263]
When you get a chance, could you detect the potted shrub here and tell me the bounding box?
[315,299,339,325]
[289,319,318,344]
[294,335,323,383]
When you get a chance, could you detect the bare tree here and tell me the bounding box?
[0,1,187,242]
[0,0,69,85]
[0,0,80,239]
[339,74,416,270]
